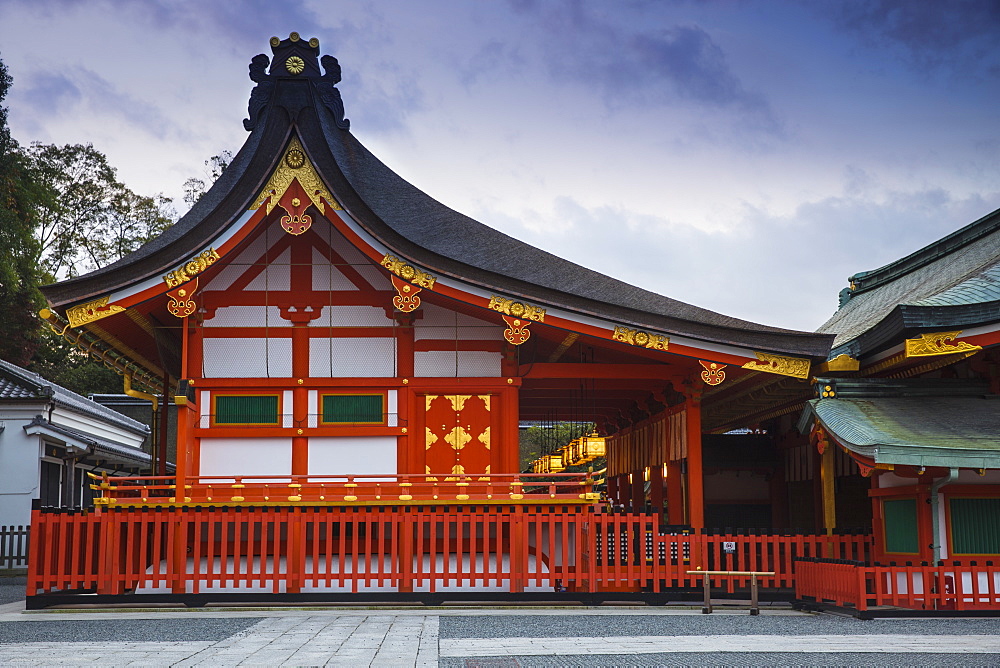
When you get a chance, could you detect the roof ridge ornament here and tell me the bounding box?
[244,33,350,132]
[251,136,341,235]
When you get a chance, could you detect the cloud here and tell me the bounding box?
[19,71,81,114]
[478,185,1000,331]
[504,0,780,131]
[829,0,1000,78]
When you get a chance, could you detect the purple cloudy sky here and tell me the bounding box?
[1,0,997,331]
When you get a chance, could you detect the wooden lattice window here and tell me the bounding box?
[321,394,384,424]
[949,497,1000,555]
[214,395,280,425]
[882,498,919,554]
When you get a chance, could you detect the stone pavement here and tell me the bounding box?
[1,600,999,666]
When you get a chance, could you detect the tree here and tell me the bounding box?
[0,54,44,365]
[24,142,174,280]
[182,150,233,208]
[520,422,596,471]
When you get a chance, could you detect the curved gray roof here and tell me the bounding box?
[0,359,149,435]
[41,38,833,359]
[820,208,1000,353]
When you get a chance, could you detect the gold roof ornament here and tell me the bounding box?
[741,351,811,379]
[65,296,126,328]
[251,136,340,215]
[905,331,982,357]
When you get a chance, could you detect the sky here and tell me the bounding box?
[1,0,998,332]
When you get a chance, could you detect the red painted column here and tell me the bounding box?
[684,391,705,530]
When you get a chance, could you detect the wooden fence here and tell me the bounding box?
[796,557,1000,611]
[27,506,871,599]
[1,525,29,571]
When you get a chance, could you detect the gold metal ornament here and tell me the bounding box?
[65,296,126,328]
[308,37,319,48]
[503,315,532,345]
[699,360,726,386]
[270,36,281,47]
[251,136,340,214]
[390,275,422,312]
[612,325,669,351]
[163,248,221,288]
[741,352,811,379]
[285,56,305,75]
[285,148,305,169]
[905,331,982,357]
[381,254,436,288]
[289,31,300,42]
[166,278,198,318]
[488,296,545,322]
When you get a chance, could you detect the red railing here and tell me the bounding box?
[796,558,1000,611]
[88,472,600,506]
[28,505,870,599]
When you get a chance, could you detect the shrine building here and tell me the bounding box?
[25,34,999,610]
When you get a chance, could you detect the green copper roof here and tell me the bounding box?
[807,396,1000,469]
[914,262,1000,307]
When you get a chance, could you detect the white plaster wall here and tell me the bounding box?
[307,436,397,477]
[308,338,396,377]
[0,422,42,527]
[199,437,292,478]
[414,351,502,377]
[203,338,293,378]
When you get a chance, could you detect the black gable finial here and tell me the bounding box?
[243,33,350,132]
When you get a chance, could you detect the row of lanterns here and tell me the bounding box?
[530,433,606,474]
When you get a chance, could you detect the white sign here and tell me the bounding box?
[723,541,736,553]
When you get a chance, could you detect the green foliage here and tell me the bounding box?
[519,422,595,471]
[27,328,121,396]
[182,150,233,208]
[25,142,174,280]
[0,54,44,365]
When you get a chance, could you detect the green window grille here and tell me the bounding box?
[322,394,384,424]
[949,498,1000,555]
[883,498,919,554]
[214,395,279,425]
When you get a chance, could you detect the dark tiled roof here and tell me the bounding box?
[820,209,1000,350]
[0,359,149,435]
[40,42,834,359]
[23,417,151,467]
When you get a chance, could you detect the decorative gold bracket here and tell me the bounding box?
[65,296,125,328]
[699,360,726,386]
[905,331,982,357]
[166,278,198,318]
[390,274,422,312]
[163,248,220,288]
[818,354,860,373]
[503,315,532,345]
[381,254,436,288]
[251,136,340,216]
[488,296,545,322]
[612,326,669,351]
[741,352,811,379]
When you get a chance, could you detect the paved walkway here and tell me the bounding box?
[1,601,999,666]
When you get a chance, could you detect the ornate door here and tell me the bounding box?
[423,394,492,477]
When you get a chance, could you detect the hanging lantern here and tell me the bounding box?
[547,451,566,473]
[578,433,606,461]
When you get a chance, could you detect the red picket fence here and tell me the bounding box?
[796,558,1000,611]
[28,506,870,599]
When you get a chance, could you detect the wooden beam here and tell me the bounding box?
[547,332,579,363]
[519,363,687,380]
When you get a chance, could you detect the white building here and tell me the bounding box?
[0,359,151,528]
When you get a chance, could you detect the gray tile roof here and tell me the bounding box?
[40,46,834,359]
[0,359,149,435]
[819,210,1000,348]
